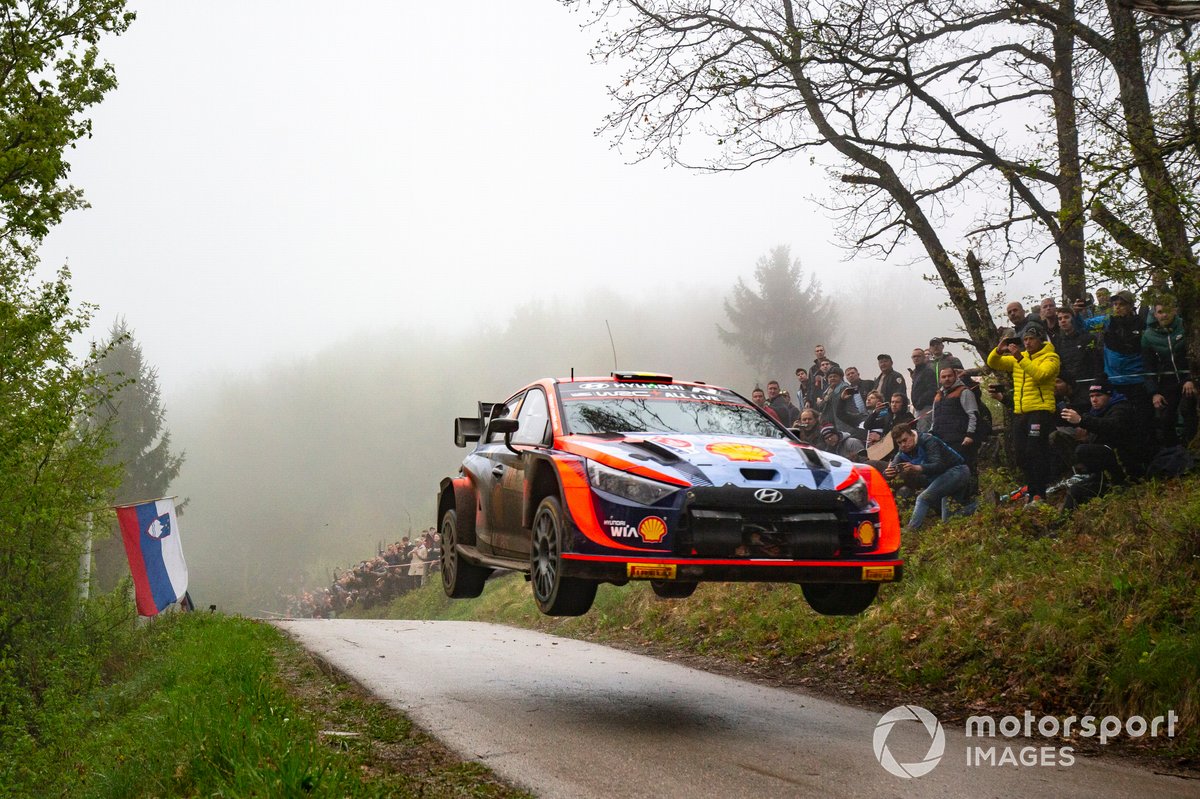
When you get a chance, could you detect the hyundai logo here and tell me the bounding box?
[754,488,783,503]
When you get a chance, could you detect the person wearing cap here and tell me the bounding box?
[818,423,867,462]
[1082,289,1153,430]
[1059,378,1150,504]
[987,324,1061,502]
[874,353,908,407]
[817,366,856,433]
[928,338,963,380]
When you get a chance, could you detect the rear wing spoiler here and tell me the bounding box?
[454,401,503,448]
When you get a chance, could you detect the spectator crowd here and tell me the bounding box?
[749,289,1196,526]
[286,530,441,618]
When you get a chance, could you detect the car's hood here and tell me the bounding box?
[558,433,857,491]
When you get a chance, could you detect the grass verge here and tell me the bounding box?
[354,474,1200,766]
[1,612,531,798]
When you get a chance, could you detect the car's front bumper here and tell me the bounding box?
[560,552,903,584]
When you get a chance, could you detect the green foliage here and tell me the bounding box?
[373,474,1200,759]
[0,0,134,246]
[1,613,530,798]
[0,251,122,739]
[717,245,839,381]
[90,318,185,589]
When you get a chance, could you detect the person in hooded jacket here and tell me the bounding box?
[986,326,1061,501]
[1142,300,1196,447]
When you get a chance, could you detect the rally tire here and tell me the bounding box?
[650,580,697,599]
[441,508,491,599]
[800,582,879,616]
[530,495,596,616]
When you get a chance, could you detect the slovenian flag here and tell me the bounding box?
[114,497,188,616]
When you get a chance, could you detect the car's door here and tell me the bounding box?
[495,387,552,555]
[467,395,523,555]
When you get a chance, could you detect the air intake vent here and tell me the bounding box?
[740,468,778,481]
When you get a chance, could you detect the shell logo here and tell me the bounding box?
[706,442,774,462]
[637,516,668,543]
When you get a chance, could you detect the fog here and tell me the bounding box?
[170,271,958,613]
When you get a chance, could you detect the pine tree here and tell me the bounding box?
[91,319,184,590]
[717,246,839,382]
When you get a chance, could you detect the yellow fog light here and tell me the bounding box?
[856,521,877,546]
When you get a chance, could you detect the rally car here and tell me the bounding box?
[436,373,902,617]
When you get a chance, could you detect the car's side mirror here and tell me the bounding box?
[487,417,519,437]
[486,417,520,454]
[454,417,482,448]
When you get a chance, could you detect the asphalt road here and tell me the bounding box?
[276,619,1196,799]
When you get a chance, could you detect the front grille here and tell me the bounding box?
[678,486,854,559]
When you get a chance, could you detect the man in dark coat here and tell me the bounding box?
[1059,378,1151,487]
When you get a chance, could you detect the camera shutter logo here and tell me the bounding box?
[753,488,783,503]
[873,705,945,778]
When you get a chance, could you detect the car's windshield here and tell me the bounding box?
[559,383,785,438]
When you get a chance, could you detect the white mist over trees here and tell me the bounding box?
[718,246,839,381]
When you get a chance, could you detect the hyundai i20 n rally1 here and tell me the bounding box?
[437,373,902,616]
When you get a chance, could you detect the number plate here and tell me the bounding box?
[627,563,677,580]
[862,566,895,582]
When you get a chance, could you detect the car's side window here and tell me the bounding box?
[486,396,522,444]
[513,388,550,446]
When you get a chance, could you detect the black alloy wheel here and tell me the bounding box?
[530,495,596,616]
[440,507,491,598]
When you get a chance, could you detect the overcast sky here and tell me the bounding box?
[36,2,1051,400]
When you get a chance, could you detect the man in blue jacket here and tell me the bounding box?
[884,423,976,529]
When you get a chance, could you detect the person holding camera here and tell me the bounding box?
[884,423,976,529]
[986,327,1061,503]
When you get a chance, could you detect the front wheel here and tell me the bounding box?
[800,582,879,616]
[650,580,697,599]
[441,508,491,599]
[530,495,596,616]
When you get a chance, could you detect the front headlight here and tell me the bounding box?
[839,473,871,510]
[586,460,680,505]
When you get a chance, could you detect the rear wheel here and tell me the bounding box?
[441,508,491,598]
[650,580,697,599]
[800,582,879,616]
[530,495,596,616]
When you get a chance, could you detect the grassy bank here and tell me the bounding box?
[1,612,529,798]
[355,475,1200,762]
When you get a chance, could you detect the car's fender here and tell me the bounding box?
[521,453,565,531]
[438,475,478,546]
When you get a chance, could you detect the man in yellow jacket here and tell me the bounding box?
[986,327,1061,501]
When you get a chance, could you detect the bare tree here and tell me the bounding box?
[567,0,1106,358]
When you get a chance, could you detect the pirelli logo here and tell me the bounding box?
[862,566,896,582]
[627,563,677,580]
